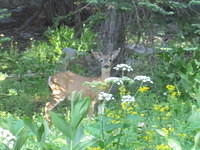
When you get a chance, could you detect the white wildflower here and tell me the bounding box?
[113,64,133,72]
[0,72,8,81]
[105,77,123,85]
[163,92,167,96]
[0,127,16,149]
[134,75,153,83]
[121,76,134,83]
[137,122,145,128]
[121,95,135,103]
[98,92,114,101]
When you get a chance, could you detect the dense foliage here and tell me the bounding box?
[1,0,200,149]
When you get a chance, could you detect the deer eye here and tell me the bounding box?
[109,58,112,62]
[100,59,104,62]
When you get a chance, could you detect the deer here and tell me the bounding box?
[44,49,120,121]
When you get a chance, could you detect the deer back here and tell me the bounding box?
[49,71,102,100]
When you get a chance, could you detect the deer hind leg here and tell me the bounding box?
[87,100,96,119]
[44,78,67,121]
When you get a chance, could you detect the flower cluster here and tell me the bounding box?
[121,102,138,115]
[156,128,174,137]
[165,84,181,97]
[119,85,130,96]
[98,92,114,101]
[134,75,153,83]
[0,127,16,149]
[143,130,154,142]
[113,64,133,72]
[105,77,123,85]
[153,105,169,112]
[161,127,174,136]
[106,110,122,124]
[121,95,135,103]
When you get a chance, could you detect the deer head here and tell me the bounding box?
[92,48,120,79]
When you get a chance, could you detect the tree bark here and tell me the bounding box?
[97,8,127,68]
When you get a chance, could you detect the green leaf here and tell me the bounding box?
[104,123,123,133]
[73,138,98,150]
[85,124,101,138]
[50,112,72,139]
[23,118,37,136]
[193,132,200,150]
[71,92,90,130]
[14,127,29,150]
[189,0,200,6]
[138,2,174,15]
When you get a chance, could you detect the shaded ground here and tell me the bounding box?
[0,7,48,51]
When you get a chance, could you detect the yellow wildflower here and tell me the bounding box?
[138,86,150,92]
[127,106,133,111]
[119,85,130,96]
[130,111,137,115]
[143,135,152,142]
[121,102,128,110]
[171,91,181,97]
[153,105,169,112]
[143,130,154,142]
[140,113,145,117]
[88,147,104,150]
[160,106,169,112]
[166,85,175,91]
[111,120,120,124]
[166,112,172,117]
[154,105,161,110]
[161,128,174,136]
[156,144,171,150]
[178,133,186,138]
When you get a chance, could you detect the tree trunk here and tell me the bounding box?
[97,8,127,69]
[43,0,74,25]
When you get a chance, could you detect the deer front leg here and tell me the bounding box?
[44,94,66,122]
[87,100,97,119]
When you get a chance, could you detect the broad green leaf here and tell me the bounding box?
[192,131,200,150]
[14,127,29,150]
[188,105,200,124]
[71,92,90,130]
[73,138,98,150]
[50,112,72,139]
[23,118,37,136]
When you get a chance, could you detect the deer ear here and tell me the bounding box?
[111,48,121,60]
[91,51,102,59]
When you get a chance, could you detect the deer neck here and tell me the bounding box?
[101,68,111,80]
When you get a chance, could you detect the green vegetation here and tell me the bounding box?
[1,0,200,149]
[0,26,96,116]
[1,26,200,150]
